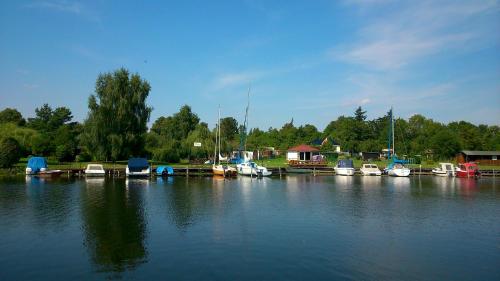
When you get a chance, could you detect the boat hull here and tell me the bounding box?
[361,169,381,176]
[387,168,410,177]
[212,166,237,177]
[335,168,355,176]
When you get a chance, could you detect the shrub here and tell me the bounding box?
[0,137,21,168]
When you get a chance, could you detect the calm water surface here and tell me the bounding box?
[0,175,498,280]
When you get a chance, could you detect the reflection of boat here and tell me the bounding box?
[432,163,455,177]
[85,164,106,177]
[456,162,480,178]
[125,178,150,188]
[126,158,150,177]
[85,177,105,186]
[384,108,411,177]
[360,163,381,176]
[237,161,272,177]
[334,159,355,176]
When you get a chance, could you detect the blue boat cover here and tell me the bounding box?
[128,158,149,171]
[386,157,409,169]
[27,157,47,173]
[156,166,174,175]
[337,159,354,168]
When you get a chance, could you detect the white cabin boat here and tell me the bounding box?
[386,163,411,177]
[126,158,150,177]
[237,161,272,177]
[432,163,455,177]
[334,159,355,176]
[360,164,381,176]
[85,164,106,177]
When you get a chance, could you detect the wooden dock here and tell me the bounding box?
[56,167,499,177]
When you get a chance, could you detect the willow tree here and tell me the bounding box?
[82,68,152,161]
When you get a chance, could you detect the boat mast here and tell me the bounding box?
[218,105,221,165]
[214,107,218,166]
[392,107,395,158]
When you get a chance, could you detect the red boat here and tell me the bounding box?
[455,162,481,178]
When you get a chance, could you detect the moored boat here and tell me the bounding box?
[212,106,237,178]
[360,163,382,176]
[455,162,480,178]
[384,108,411,177]
[237,161,272,177]
[26,156,48,175]
[126,158,150,177]
[334,159,355,176]
[432,163,455,177]
[85,164,106,177]
[156,166,174,176]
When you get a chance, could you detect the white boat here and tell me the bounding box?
[360,163,382,176]
[432,163,455,177]
[237,161,272,177]
[85,164,106,177]
[126,158,150,177]
[334,159,355,176]
[386,163,411,177]
[385,107,410,177]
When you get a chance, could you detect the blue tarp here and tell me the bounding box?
[128,158,149,172]
[27,157,47,173]
[156,166,174,176]
[386,157,409,169]
[337,159,354,168]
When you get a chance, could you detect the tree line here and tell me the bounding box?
[0,68,498,168]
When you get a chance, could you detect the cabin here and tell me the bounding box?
[287,144,327,167]
[456,150,500,166]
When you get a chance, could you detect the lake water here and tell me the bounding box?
[0,175,498,280]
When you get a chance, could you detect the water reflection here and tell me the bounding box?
[80,178,147,274]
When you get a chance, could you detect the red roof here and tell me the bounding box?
[287,144,319,152]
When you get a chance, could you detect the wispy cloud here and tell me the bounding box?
[333,0,499,70]
[23,0,100,22]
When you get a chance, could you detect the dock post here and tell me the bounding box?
[279,166,282,179]
[186,166,189,177]
[313,167,316,177]
[419,165,421,176]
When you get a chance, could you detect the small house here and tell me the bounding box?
[456,150,500,166]
[287,144,327,167]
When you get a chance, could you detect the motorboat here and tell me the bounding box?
[334,159,355,176]
[37,168,64,178]
[455,162,480,178]
[26,156,47,175]
[156,166,174,176]
[431,163,455,177]
[126,158,150,177]
[360,163,381,176]
[85,164,106,177]
[237,161,272,177]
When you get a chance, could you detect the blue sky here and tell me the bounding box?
[1,0,499,130]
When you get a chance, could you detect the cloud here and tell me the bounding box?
[333,0,499,70]
[24,0,100,22]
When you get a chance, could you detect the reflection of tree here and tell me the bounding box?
[80,179,147,273]
[167,182,196,230]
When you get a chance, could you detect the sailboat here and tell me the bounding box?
[236,87,272,177]
[384,108,411,177]
[212,106,237,177]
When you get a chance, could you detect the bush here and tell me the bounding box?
[152,146,180,163]
[0,137,21,168]
[55,144,75,162]
[76,152,92,162]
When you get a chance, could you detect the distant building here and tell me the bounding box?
[287,144,327,167]
[456,150,500,166]
[310,136,341,153]
[359,152,380,161]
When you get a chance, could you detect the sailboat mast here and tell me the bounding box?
[244,86,250,152]
[213,107,218,166]
[392,107,395,157]
[218,105,221,165]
